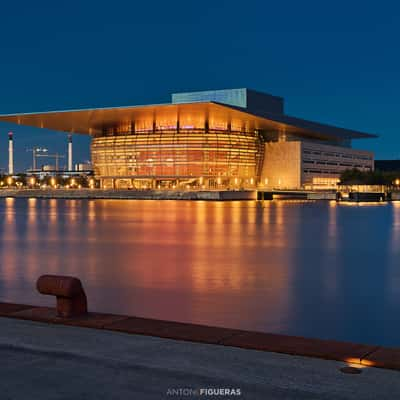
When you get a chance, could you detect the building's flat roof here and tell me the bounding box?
[0,101,377,141]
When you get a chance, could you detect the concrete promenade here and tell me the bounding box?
[0,188,338,201]
[1,316,400,400]
[0,188,256,200]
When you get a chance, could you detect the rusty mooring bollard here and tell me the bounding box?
[36,275,88,318]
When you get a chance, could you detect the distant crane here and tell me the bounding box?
[26,147,48,171]
[36,152,66,172]
[26,148,65,171]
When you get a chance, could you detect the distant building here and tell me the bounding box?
[0,88,376,190]
[75,162,93,172]
[42,164,55,172]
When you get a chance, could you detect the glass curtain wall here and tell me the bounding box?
[91,128,263,189]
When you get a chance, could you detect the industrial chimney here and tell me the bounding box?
[68,134,73,171]
[8,132,14,175]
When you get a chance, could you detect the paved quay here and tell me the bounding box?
[0,188,256,200]
[0,188,339,201]
[0,317,400,400]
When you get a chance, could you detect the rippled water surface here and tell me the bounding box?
[1,198,399,346]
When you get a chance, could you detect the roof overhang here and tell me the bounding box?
[0,101,377,141]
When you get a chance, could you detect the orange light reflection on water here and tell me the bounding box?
[0,198,398,346]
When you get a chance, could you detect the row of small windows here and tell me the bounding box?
[303,159,368,168]
[303,149,372,161]
[304,167,372,174]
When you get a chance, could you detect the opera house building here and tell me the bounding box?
[0,88,376,190]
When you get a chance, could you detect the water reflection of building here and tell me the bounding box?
[0,88,375,190]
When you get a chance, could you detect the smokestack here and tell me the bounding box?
[8,132,14,175]
[68,134,73,171]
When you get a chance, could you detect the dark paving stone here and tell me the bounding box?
[340,366,362,374]
[104,317,243,344]
[10,307,59,323]
[221,332,378,362]
[62,313,129,329]
[160,324,243,344]
[104,316,181,336]
[10,307,128,329]
[0,302,35,316]
[361,348,400,370]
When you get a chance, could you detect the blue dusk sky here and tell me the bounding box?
[0,0,399,172]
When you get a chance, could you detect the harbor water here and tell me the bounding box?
[0,198,399,347]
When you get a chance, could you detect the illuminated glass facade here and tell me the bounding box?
[92,127,263,189]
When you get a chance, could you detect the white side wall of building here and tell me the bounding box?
[260,141,374,189]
